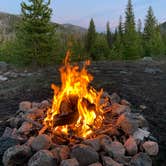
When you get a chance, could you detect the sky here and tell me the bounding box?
[0,0,165,32]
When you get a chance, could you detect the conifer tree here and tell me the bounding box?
[106,21,112,48]
[123,0,141,59]
[16,0,56,66]
[86,18,96,56]
[143,6,164,56]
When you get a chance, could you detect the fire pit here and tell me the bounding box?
[1,52,159,166]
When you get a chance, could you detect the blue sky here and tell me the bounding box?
[0,0,165,31]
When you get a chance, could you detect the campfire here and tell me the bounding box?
[41,51,104,138]
[1,52,159,166]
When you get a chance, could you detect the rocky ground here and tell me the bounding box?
[0,58,166,166]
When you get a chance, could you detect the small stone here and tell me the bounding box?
[0,61,8,72]
[0,75,8,81]
[100,135,112,154]
[130,152,152,166]
[71,144,99,166]
[114,156,131,165]
[83,137,101,151]
[88,162,102,166]
[2,127,13,137]
[120,99,131,106]
[124,137,138,156]
[18,122,33,135]
[142,141,159,156]
[60,158,79,166]
[58,145,70,160]
[109,141,125,158]
[110,93,121,104]
[116,113,139,135]
[19,101,32,111]
[26,137,35,146]
[51,148,60,162]
[111,103,130,116]
[32,102,40,108]
[102,156,123,166]
[9,117,21,128]
[31,134,52,151]
[28,150,57,166]
[3,145,32,166]
[39,100,50,108]
[28,108,44,118]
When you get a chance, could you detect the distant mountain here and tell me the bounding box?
[160,22,166,34]
[0,12,87,41]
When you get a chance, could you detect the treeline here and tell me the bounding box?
[0,0,165,66]
[86,0,165,60]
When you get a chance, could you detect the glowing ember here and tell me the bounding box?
[43,51,104,137]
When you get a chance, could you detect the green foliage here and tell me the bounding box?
[106,22,112,48]
[143,6,164,56]
[86,18,96,54]
[123,0,142,59]
[91,34,110,60]
[16,0,56,66]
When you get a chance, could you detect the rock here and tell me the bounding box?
[26,137,35,146]
[28,150,57,166]
[0,75,8,81]
[102,156,123,166]
[3,145,32,166]
[9,117,21,128]
[32,102,40,108]
[71,144,99,166]
[142,57,153,62]
[109,141,125,158]
[51,148,60,162]
[110,93,121,104]
[111,103,130,116]
[28,108,44,118]
[130,152,152,166]
[124,137,138,156]
[88,162,102,166]
[18,122,33,135]
[114,156,131,165]
[133,128,150,141]
[100,135,112,154]
[120,99,131,106]
[144,67,162,74]
[2,127,13,137]
[19,101,32,111]
[116,113,139,135]
[31,134,52,151]
[58,145,70,160]
[39,100,50,108]
[83,137,101,151]
[0,61,8,72]
[0,137,19,165]
[142,141,159,156]
[60,158,79,166]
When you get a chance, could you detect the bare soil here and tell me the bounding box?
[0,60,166,165]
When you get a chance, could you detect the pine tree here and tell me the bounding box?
[106,21,112,48]
[112,16,124,59]
[86,18,96,58]
[16,0,56,66]
[123,0,141,59]
[143,6,164,56]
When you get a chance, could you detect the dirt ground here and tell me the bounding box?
[0,59,166,165]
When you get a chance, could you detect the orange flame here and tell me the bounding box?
[43,51,104,137]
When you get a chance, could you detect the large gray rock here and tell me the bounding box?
[0,137,19,165]
[124,137,138,156]
[60,158,79,166]
[19,101,32,111]
[83,137,101,151]
[102,156,123,166]
[3,145,32,166]
[18,122,33,135]
[130,152,152,166]
[116,113,139,135]
[28,150,57,166]
[108,141,125,158]
[71,144,99,166]
[110,103,130,116]
[142,141,159,156]
[31,134,52,151]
